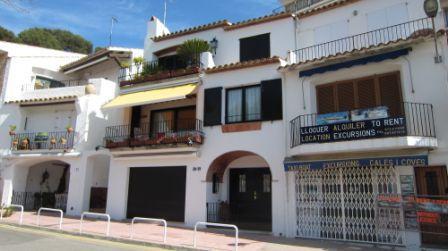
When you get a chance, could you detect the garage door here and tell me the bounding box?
[127,166,186,222]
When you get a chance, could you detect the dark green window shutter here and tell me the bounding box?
[204,87,222,126]
[261,79,283,121]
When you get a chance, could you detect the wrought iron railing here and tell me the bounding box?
[11,191,68,211]
[119,57,201,85]
[273,0,325,13]
[104,119,204,148]
[289,17,432,64]
[23,79,89,92]
[290,102,436,147]
[10,131,76,151]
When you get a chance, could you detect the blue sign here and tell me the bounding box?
[284,155,428,172]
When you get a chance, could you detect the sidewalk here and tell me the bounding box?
[0,211,397,251]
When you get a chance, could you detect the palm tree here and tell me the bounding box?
[177,38,210,67]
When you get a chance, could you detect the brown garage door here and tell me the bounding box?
[127,166,186,222]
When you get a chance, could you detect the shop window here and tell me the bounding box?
[316,71,403,116]
[212,173,219,194]
[239,174,246,193]
[240,33,270,62]
[263,174,271,193]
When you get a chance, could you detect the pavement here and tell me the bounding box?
[0,211,404,251]
[0,224,168,251]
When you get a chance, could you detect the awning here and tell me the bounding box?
[299,48,410,77]
[102,83,197,109]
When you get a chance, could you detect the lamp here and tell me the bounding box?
[210,37,218,55]
[424,0,443,63]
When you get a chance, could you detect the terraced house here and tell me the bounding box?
[1,0,448,249]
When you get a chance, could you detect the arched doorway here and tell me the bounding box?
[11,160,70,211]
[206,151,272,231]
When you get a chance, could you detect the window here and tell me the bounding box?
[240,33,270,62]
[226,85,261,123]
[263,174,271,193]
[316,72,403,116]
[35,76,65,89]
[150,106,196,135]
[239,174,246,193]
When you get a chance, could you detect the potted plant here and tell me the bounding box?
[66,125,74,134]
[20,137,29,149]
[50,137,57,145]
[177,38,210,68]
[8,125,16,136]
[11,138,19,150]
[59,137,67,145]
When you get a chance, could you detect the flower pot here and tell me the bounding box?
[60,138,67,145]
[50,138,57,145]
[66,127,74,134]
[9,131,16,136]
[12,140,18,146]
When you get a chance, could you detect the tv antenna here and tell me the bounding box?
[109,16,118,47]
[163,0,173,25]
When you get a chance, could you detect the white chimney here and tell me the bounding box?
[143,16,170,60]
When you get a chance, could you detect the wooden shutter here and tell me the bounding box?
[317,85,336,114]
[378,72,403,116]
[240,33,270,62]
[204,87,222,126]
[130,106,142,137]
[336,82,355,111]
[261,79,283,121]
[356,78,377,109]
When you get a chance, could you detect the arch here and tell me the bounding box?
[205,150,272,231]
[11,159,71,211]
[206,150,268,182]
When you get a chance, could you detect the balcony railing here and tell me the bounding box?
[290,102,436,148]
[104,119,204,149]
[289,18,432,64]
[273,0,325,13]
[23,79,89,92]
[119,58,200,87]
[10,131,76,151]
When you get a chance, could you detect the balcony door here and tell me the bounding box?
[316,71,403,116]
[150,106,196,136]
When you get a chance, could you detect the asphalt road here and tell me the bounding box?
[0,225,169,251]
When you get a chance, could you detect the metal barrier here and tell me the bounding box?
[130,217,167,243]
[37,207,64,230]
[80,212,111,236]
[0,204,24,225]
[193,222,239,251]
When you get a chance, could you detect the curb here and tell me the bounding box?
[0,222,206,251]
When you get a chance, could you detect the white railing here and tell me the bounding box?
[193,222,239,251]
[130,217,167,243]
[80,212,111,236]
[37,207,64,230]
[0,204,24,225]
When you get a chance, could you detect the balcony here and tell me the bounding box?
[290,102,437,155]
[273,0,325,14]
[104,119,204,149]
[119,59,200,88]
[10,131,76,152]
[288,18,433,65]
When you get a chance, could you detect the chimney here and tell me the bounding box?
[143,16,170,60]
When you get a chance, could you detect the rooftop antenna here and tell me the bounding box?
[163,0,173,25]
[109,16,118,47]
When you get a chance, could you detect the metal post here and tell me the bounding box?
[431,17,443,63]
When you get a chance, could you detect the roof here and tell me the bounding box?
[279,29,445,71]
[0,41,85,58]
[152,12,294,42]
[153,20,231,42]
[205,57,282,74]
[224,12,293,31]
[297,0,360,18]
[60,47,137,72]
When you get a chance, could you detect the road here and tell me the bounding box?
[0,225,169,251]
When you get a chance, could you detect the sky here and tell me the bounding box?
[0,0,280,50]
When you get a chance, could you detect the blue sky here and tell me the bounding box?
[0,0,279,50]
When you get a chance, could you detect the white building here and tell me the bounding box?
[1,0,448,249]
[0,42,143,216]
